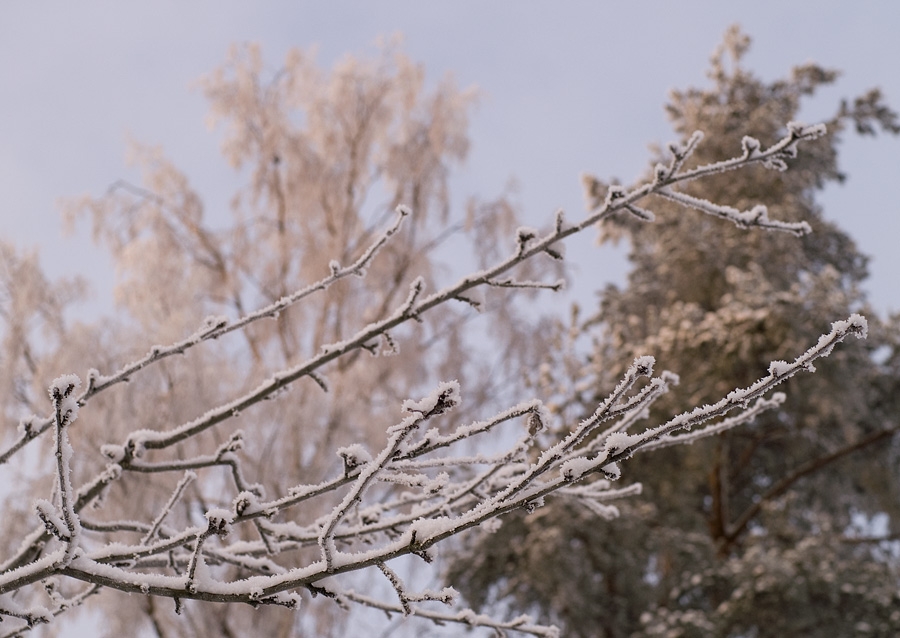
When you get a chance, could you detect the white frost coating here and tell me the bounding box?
[337,444,372,472]
[605,432,641,455]
[661,370,680,386]
[49,374,81,398]
[583,501,621,520]
[835,313,868,339]
[787,121,827,139]
[0,120,849,638]
[529,404,552,435]
[656,188,812,236]
[35,499,68,538]
[632,355,655,375]
[768,360,791,377]
[423,472,450,493]
[600,463,621,480]
[401,380,460,415]
[100,444,126,463]
[741,135,761,157]
[560,457,595,481]
[16,415,37,437]
[49,374,81,425]
[205,508,234,533]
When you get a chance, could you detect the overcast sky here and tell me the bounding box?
[2,2,899,326]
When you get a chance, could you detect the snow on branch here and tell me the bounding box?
[0,124,852,636]
[0,206,410,467]
[655,189,812,235]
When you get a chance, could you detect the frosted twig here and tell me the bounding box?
[639,394,785,452]
[486,277,566,291]
[185,509,232,593]
[656,188,811,235]
[339,589,559,637]
[97,123,825,462]
[48,375,82,565]
[603,314,868,461]
[0,125,847,637]
[318,382,459,572]
[0,601,51,631]
[142,472,197,545]
[0,206,410,466]
[0,317,863,636]
[378,561,412,615]
[396,400,543,460]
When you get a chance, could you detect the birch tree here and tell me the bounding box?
[0,32,886,637]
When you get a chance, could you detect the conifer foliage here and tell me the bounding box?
[451,27,900,637]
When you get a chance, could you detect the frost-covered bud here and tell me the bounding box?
[35,499,69,541]
[527,411,544,436]
[839,313,868,339]
[49,374,81,427]
[203,315,229,330]
[337,444,372,475]
[741,135,761,157]
[632,355,655,378]
[124,436,146,459]
[600,462,621,480]
[786,121,824,140]
[205,508,233,536]
[524,497,545,513]
[653,163,669,183]
[401,381,460,416]
[605,432,640,457]
[560,457,594,481]
[233,491,261,517]
[17,416,36,439]
[516,227,538,244]
[768,360,792,378]
[604,185,627,207]
[220,431,243,454]
[100,444,126,463]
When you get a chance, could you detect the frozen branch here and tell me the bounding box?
[0,206,410,466]
[0,124,854,637]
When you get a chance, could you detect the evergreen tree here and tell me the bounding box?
[450,26,900,637]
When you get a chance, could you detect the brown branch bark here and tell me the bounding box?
[724,422,900,547]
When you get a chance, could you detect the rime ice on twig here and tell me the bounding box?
[0,318,863,636]
[141,471,196,545]
[68,123,826,470]
[0,123,851,637]
[47,375,82,565]
[0,207,411,467]
[656,189,812,235]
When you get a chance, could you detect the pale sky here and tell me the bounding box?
[2,2,899,322]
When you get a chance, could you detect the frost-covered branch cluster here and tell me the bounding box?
[0,124,861,637]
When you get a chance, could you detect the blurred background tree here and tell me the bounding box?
[449,26,900,638]
[1,42,550,637]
